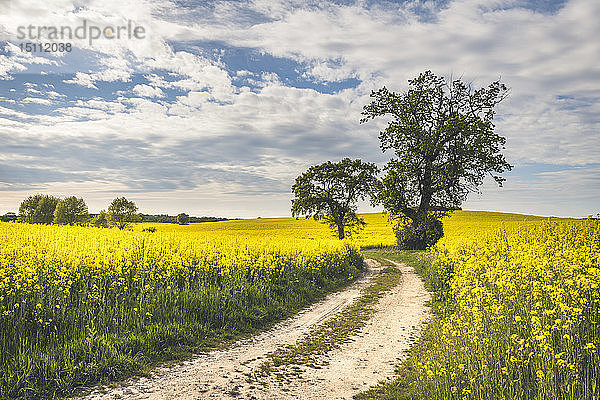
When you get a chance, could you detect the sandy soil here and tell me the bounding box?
[80,259,430,400]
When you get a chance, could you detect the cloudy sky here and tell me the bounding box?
[0,0,598,218]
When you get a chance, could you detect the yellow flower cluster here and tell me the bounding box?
[414,218,600,399]
[0,221,367,323]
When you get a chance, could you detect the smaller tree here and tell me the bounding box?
[18,194,60,224]
[91,210,108,228]
[53,196,89,225]
[106,197,141,229]
[291,158,378,240]
[176,213,189,225]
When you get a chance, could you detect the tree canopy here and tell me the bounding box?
[18,194,60,224]
[53,196,89,225]
[361,71,512,248]
[176,213,190,225]
[107,197,141,229]
[1,212,17,222]
[291,158,378,240]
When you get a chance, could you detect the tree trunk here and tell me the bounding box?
[419,164,433,213]
[337,224,345,240]
[419,192,432,213]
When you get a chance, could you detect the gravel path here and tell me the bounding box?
[81,259,430,400]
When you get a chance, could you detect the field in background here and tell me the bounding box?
[136,212,398,248]
[136,210,570,248]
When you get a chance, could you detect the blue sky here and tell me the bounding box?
[0,0,598,218]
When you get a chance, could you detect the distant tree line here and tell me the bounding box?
[0,212,17,222]
[18,195,89,225]
[138,214,229,224]
[4,194,225,229]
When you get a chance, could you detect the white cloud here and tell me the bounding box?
[47,90,66,99]
[63,72,98,89]
[0,0,167,58]
[132,84,165,98]
[236,70,253,77]
[184,0,600,166]
[303,60,358,83]
[74,98,127,112]
[0,43,59,78]
[146,50,235,101]
[22,97,53,105]
[64,57,133,88]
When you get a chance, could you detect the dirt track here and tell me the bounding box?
[81,259,430,400]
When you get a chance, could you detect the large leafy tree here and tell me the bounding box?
[107,197,141,229]
[361,71,512,249]
[291,158,378,240]
[18,194,60,224]
[53,196,89,225]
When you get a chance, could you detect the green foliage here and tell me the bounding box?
[106,197,141,230]
[393,213,444,250]
[18,194,60,224]
[176,213,189,225]
[91,210,108,228]
[362,71,512,249]
[53,196,89,225]
[291,158,379,239]
[0,212,17,222]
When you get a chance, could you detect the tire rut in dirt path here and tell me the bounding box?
[80,259,430,400]
[245,259,431,400]
[287,259,431,399]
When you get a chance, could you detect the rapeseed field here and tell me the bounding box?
[135,212,398,248]
[2,211,598,399]
[362,213,599,400]
[0,221,363,398]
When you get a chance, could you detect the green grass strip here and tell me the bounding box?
[255,266,402,380]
